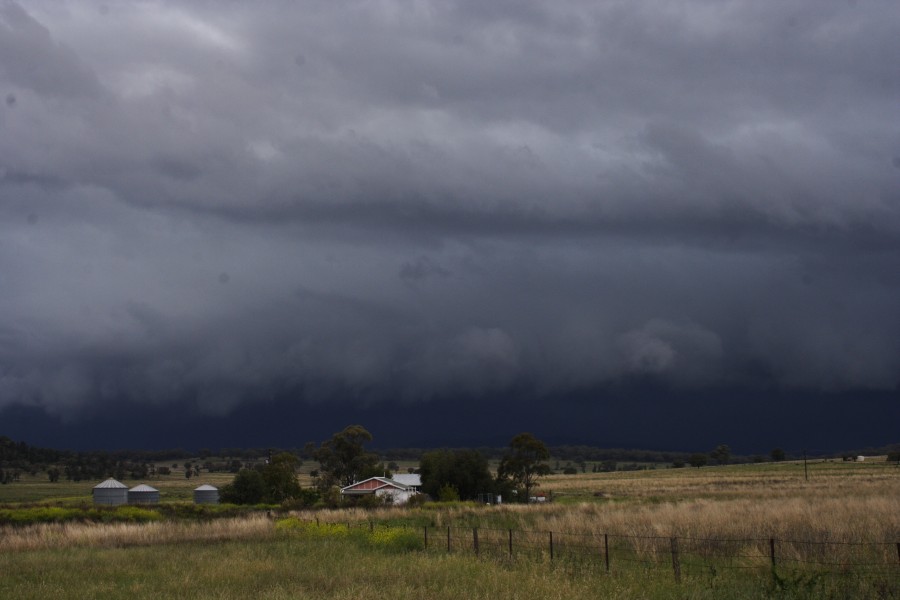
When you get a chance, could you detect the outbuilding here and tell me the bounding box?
[128,484,160,504]
[193,484,220,505]
[93,478,129,505]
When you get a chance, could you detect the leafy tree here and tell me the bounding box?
[497,432,551,502]
[770,448,786,462]
[308,425,381,489]
[263,452,302,503]
[419,449,494,500]
[220,453,305,504]
[688,453,708,468]
[47,467,61,482]
[220,469,266,504]
[710,444,731,465]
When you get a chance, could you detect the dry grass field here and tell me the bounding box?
[0,458,897,599]
[297,458,900,529]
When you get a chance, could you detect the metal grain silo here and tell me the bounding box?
[128,484,160,504]
[193,484,219,504]
[93,478,128,505]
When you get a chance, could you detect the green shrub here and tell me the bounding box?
[437,484,459,502]
[0,506,82,524]
[275,518,422,552]
[369,526,424,552]
[113,506,162,523]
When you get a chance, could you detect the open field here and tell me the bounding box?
[0,470,239,504]
[0,459,897,598]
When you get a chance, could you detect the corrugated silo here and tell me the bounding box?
[193,484,219,504]
[93,478,128,505]
[128,484,160,504]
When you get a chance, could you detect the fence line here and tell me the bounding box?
[311,519,899,585]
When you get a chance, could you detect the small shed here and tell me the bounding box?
[128,484,160,504]
[93,478,128,505]
[193,484,220,505]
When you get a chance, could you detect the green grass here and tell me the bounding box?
[1,528,892,600]
[0,470,239,505]
[1,459,896,598]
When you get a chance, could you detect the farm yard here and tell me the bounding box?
[1,458,897,599]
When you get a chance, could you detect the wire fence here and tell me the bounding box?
[417,524,900,582]
[293,518,898,587]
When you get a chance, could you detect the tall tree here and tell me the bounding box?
[263,452,302,502]
[220,469,266,504]
[688,453,708,468]
[497,432,551,502]
[309,425,381,488]
[710,444,731,465]
[419,449,494,500]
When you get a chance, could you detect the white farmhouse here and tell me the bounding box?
[340,476,418,505]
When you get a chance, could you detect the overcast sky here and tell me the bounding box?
[1,1,898,451]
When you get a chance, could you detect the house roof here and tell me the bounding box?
[194,484,218,491]
[340,476,413,494]
[391,474,421,487]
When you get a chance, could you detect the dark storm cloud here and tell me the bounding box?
[0,0,898,425]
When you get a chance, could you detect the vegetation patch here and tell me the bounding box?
[0,505,162,526]
[276,517,424,552]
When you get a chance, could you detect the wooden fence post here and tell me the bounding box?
[423,526,428,550]
[549,531,554,561]
[604,534,610,573]
[473,527,479,556]
[670,537,681,583]
[769,538,776,568]
[508,529,513,558]
[896,542,899,567]
[447,526,451,553]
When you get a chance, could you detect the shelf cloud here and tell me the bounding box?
[1,1,898,446]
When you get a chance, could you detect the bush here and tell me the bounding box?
[405,493,429,507]
[281,487,320,510]
[438,484,460,502]
[275,518,423,553]
[112,506,162,523]
[369,526,424,552]
[0,507,82,525]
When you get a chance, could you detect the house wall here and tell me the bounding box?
[375,487,415,505]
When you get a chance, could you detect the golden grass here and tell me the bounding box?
[1,461,897,599]
[0,514,274,552]
[288,458,900,567]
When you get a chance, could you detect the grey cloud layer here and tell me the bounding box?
[1,0,898,416]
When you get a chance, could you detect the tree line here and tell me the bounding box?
[216,426,555,507]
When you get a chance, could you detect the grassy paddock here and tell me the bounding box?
[0,460,897,599]
[0,520,896,600]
